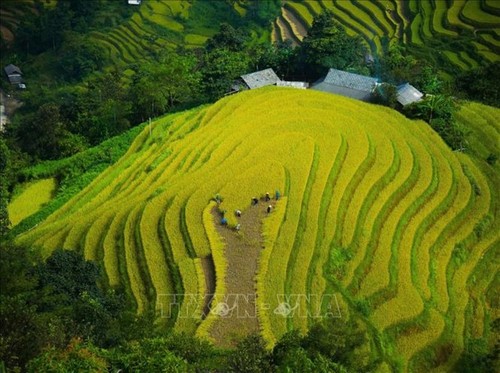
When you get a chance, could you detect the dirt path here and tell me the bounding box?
[208,198,277,347]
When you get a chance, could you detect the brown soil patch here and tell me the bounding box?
[208,198,277,347]
[0,26,14,42]
[283,7,308,39]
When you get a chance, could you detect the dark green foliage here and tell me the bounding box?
[71,71,132,144]
[130,53,202,121]
[108,338,188,372]
[404,95,466,150]
[457,62,500,107]
[372,83,399,108]
[247,0,282,27]
[486,153,497,166]
[228,334,272,373]
[380,45,443,94]
[15,4,70,54]
[455,338,500,373]
[0,243,61,369]
[27,340,108,373]
[254,41,298,79]
[206,23,248,52]
[63,0,102,20]
[429,117,467,151]
[272,319,368,372]
[35,249,100,302]
[0,138,10,238]
[13,103,87,160]
[272,330,345,372]
[57,33,106,81]
[0,244,156,371]
[0,138,9,172]
[301,318,367,371]
[299,11,365,80]
[202,48,250,100]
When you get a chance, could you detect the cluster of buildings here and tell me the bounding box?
[233,67,424,107]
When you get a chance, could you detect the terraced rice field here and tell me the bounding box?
[15,88,499,371]
[7,178,57,227]
[0,0,47,43]
[83,0,230,66]
[273,0,500,71]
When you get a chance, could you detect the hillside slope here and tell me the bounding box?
[15,88,499,371]
[276,0,500,72]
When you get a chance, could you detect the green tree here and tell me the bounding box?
[457,62,500,107]
[0,138,10,238]
[228,334,271,373]
[404,95,466,150]
[202,48,250,100]
[299,11,365,80]
[301,318,367,371]
[247,0,282,27]
[36,249,101,302]
[206,23,248,52]
[130,53,202,121]
[405,94,455,123]
[27,339,108,373]
[109,338,188,372]
[58,33,106,81]
[254,40,298,79]
[15,103,84,160]
[372,83,398,108]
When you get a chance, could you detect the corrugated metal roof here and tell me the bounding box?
[320,68,378,92]
[240,68,280,89]
[397,83,423,106]
[276,81,309,89]
[312,82,374,101]
[4,64,22,76]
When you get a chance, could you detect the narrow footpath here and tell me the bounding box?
[208,198,277,347]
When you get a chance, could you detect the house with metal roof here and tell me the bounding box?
[240,68,281,90]
[277,81,309,89]
[396,83,424,106]
[128,0,142,5]
[4,64,23,85]
[310,68,379,101]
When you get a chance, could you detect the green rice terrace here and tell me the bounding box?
[275,0,500,72]
[13,88,500,372]
[2,0,498,74]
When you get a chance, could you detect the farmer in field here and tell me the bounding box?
[252,197,258,205]
[267,205,272,213]
[235,223,241,231]
[275,190,281,200]
[265,192,271,201]
[221,217,228,225]
[235,209,241,217]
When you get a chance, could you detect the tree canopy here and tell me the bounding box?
[299,11,365,80]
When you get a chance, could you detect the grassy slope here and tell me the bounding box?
[7,178,56,226]
[13,88,499,371]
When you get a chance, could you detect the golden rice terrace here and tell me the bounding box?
[16,88,499,372]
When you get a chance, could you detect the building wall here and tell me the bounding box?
[311,82,372,101]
